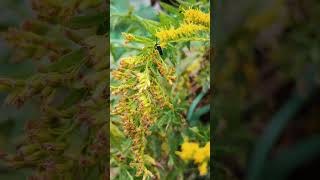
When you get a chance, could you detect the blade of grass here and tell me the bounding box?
[191,104,210,122]
[247,67,316,180]
[187,91,206,122]
[261,135,320,180]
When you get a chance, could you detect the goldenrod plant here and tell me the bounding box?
[0,0,108,179]
[111,0,210,179]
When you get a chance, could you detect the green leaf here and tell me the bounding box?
[247,95,303,180]
[119,168,134,180]
[110,123,125,138]
[135,5,158,20]
[191,104,210,121]
[159,12,179,27]
[131,34,153,44]
[187,91,206,122]
[66,12,106,29]
[247,69,317,180]
[261,135,320,180]
[159,2,180,16]
[111,0,130,13]
[132,15,160,35]
[46,48,85,72]
[59,89,87,109]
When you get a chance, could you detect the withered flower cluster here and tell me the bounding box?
[0,0,108,179]
[111,48,179,176]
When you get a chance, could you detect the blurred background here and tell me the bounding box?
[213,0,320,180]
[0,0,34,179]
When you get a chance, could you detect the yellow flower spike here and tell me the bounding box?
[183,8,210,27]
[198,161,208,176]
[155,23,208,44]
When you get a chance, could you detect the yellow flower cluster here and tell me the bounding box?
[119,56,139,68]
[176,140,210,176]
[156,23,208,45]
[155,8,210,46]
[183,8,210,27]
[136,72,151,92]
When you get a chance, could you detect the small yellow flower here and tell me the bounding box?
[176,141,199,161]
[176,140,210,176]
[204,142,210,158]
[122,32,135,44]
[198,161,208,176]
[194,142,210,163]
[194,147,207,163]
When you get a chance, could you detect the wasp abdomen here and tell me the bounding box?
[156,45,163,55]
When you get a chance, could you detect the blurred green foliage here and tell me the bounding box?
[0,0,108,179]
[213,0,320,179]
[0,0,34,178]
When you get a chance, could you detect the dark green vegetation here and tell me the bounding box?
[213,0,320,179]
